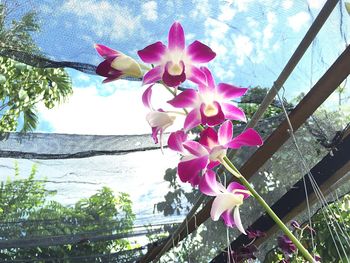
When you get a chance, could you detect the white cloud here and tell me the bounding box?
[61,0,141,42]
[38,80,185,135]
[218,5,236,21]
[282,0,293,10]
[234,35,253,65]
[307,0,326,9]
[287,12,311,32]
[142,1,158,21]
[263,12,277,49]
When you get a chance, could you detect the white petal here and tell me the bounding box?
[111,54,142,77]
[146,111,176,128]
[234,206,246,235]
[210,193,243,221]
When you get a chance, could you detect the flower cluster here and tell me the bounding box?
[95,22,263,234]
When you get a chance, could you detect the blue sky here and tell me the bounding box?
[25,0,350,135]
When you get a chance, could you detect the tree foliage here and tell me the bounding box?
[0,163,137,262]
[0,3,73,136]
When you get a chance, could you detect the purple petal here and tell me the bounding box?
[184,109,201,131]
[143,66,162,85]
[151,127,160,144]
[188,66,207,86]
[221,210,236,228]
[234,206,246,234]
[188,174,201,187]
[208,160,220,169]
[199,127,218,148]
[137,41,167,63]
[227,128,263,149]
[200,102,226,126]
[95,44,119,59]
[218,120,233,146]
[162,61,186,87]
[217,83,248,99]
[199,169,220,196]
[142,85,153,109]
[168,22,185,50]
[183,141,208,157]
[96,60,123,83]
[168,130,187,152]
[200,66,215,90]
[221,102,247,122]
[178,156,208,183]
[227,182,250,199]
[167,89,198,108]
[187,40,216,63]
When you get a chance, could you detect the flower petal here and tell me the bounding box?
[208,160,220,169]
[184,108,201,131]
[163,62,186,87]
[218,120,233,146]
[183,140,209,157]
[221,102,247,122]
[188,66,207,86]
[111,55,142,78]
[221,209,236,228]
[234,206,246,234]
[137,41,167,63]
[168,130,187,152]
[168,22,185,50]
[200,101,226,126]
[227,128,263,149]
[211,193,243,221]
[199,127,218,148]
[167,89,199,108]
[151,127,160,144]
[95,44,119,59]
[227,182,250,199]
[146,111,175,128]
[142,85,153,109]
[200,66,215,90]
[199,169,220,196]
[143,66,162,85]
[187,41,216,63]
[217,83,248,99]
[178,155,208,183]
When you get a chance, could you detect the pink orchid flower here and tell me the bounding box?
[137,22,216,87]
[143,85,177,148]
[199,169,250,234]
[167,67,248,130]
[95,44,142,83]
[168,120,263,186]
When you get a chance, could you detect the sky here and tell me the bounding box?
[17,0,348,136]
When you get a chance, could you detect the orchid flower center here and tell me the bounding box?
[209,146,227,161]
[168,61,184,76]
[204,103,218,117]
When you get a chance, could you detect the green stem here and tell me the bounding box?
[221,156,315,263]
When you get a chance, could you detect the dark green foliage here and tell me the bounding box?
[0,163,137,262]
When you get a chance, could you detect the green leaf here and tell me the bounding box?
[345,2,350,16]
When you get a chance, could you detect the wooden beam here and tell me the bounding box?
[142,44,350,262]
[211,126,350,262]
